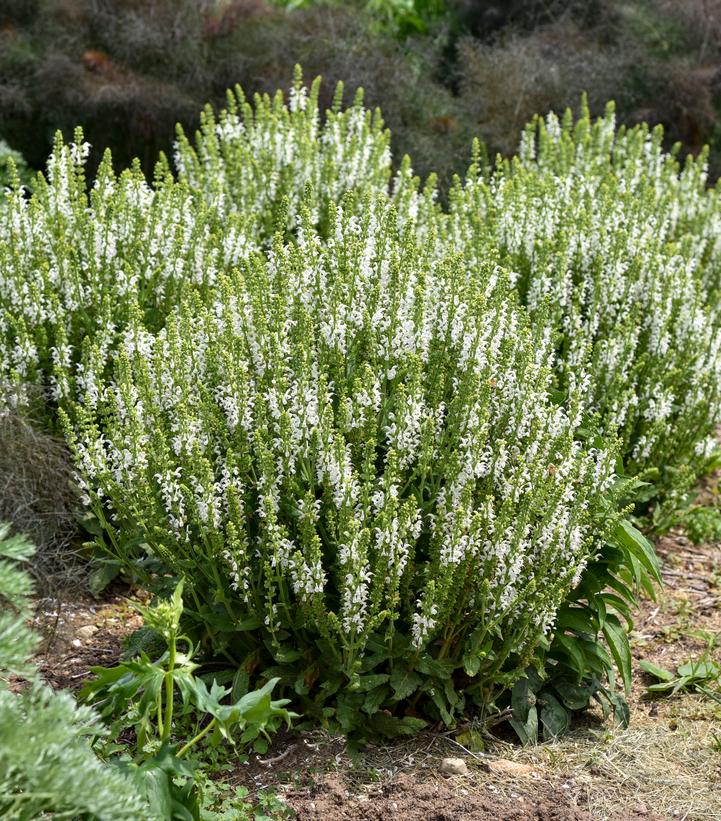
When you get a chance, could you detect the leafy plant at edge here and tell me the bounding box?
[81,581,297,818]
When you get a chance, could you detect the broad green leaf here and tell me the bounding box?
[390,666,422,700]
[540,692,569,740]
[639,659,675,682]
[602,618,632,694]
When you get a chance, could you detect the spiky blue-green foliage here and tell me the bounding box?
[0,525,148,820]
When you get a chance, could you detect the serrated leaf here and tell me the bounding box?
[354,673,390,692]
[362,685,390,715]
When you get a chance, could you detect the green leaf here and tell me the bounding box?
[613,520,662,584]
[462,652,481,677]
[555,605,597,636]
[362,685,391,715]
[390,666,422,700]
[272,647,303,663]
[677,660,718,680]
[367,713,427,738]
[511,676,534,724]
[231,668,250,701]
[540,692,570,740]
[509,705,538,746]
[88,559,122,595]
[354,673,390,692]
[553,632,588,677]
[429,687,453,726]
[553,680,593,711]
[455,729,485,752]
[639,659,675,682]
[602,618,632,694]
[416,655,455,679]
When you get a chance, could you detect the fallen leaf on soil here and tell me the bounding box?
[488,759,536,776]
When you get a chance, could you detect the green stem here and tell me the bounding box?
[177,717,217,758]
[161,634,177,742]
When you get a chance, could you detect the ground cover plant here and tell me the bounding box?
[0,524,147,820]
[4,69,721,816]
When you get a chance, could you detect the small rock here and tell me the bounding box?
[488,759,535,776]
[440,757,468,775]
[77,625,97,640]
[71,639,82,648]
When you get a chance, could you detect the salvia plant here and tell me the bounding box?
[173,66,393,238]
[0,70,405,421]
[64,196,620,732]
[3,70,720,740]
[439,101,721,504]
[0,128,259,418]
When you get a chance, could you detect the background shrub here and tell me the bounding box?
[0,1,466,187]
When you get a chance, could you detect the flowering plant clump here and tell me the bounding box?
[440,101,721,503]
[173,80,721,505]
[66,198,618,732]
[4,72,717,739]
[174,66,393,238]
[0,129,258,417]
[0,71,398,420]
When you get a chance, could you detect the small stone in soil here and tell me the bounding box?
[440,757,468,775]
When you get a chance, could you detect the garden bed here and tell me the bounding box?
[32,536,721,821]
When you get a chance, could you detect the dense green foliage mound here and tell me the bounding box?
[0,72,717,745]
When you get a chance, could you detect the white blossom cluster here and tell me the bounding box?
[173,67,393,236]
[67,197,615,679]
[437,101,721,495]
[0,74,406,419]
[171,84,721,499]
[0,129,257,414]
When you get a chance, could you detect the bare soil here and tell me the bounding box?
[32,536,721,821]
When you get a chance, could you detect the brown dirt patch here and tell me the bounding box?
[287,771,593,820]
[32,588,142,690]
